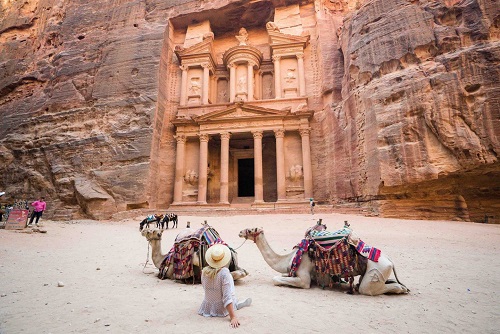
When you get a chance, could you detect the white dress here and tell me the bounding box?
[198,267,238,317]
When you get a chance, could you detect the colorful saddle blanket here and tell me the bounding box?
[159,225,222,280]
[289,226,381,279]
[308,227,381,262]
[308,228,351,249]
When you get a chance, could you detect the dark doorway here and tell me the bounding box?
[238,158,254,197]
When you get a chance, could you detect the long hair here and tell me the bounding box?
[202,266,221,279]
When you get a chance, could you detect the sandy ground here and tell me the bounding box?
[0,213,499,334]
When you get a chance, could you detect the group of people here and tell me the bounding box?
[0,197,46,225]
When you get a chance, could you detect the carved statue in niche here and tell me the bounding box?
[284,68,297,85]
[189,77,201,95]
[218,90,227,103]
[288,165,303,182]
[207,165,214,180]
[236,27,249,45]
[265,85,273,99]
[237,75,247,93]
[184,170,199,185]
[217,78,229,103]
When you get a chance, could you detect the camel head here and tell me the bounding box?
[238,227,264,242]
[141,228,162,241]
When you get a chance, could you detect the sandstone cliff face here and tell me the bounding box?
[325,0,500,221]
[0,0,498,222]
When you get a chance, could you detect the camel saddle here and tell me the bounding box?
[159,225,239,282]
[289,225,380,285]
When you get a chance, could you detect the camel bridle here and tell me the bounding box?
[243,229,263,242]
[143,231,161,272]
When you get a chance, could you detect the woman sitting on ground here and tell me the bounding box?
[198,243,252,328]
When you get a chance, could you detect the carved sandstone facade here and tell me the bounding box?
[170,17,313,207]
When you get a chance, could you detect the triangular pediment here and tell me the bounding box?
[175,35,215,60]
[194,103,290,123]
[268,30,310,47]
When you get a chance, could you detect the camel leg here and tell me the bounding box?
[272,274,311,288]
[231,269,248,281]
[358,255,408,296]
[271,256,312,289]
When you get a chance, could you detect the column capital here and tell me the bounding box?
[252,130,263,139]
[198,133,210,142]
[174,134,187,143]
[220,132,231,140]
[228,62,237,69]
[274,129,285,138]
[201,62,213,71]
[296,53,304,60]
[272,55,281,62]
[179,64,189,71]
[299,128,311,137]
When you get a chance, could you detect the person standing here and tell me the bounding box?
[28,197,46,227]
[309,198,315,215]
[198,243,252,328]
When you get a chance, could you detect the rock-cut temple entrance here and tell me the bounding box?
[167,17,315,208]
[237,158,255,198]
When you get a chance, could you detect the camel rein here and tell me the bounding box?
[142,240,153,273]
[232,238,247,250]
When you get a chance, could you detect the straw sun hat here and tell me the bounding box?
[205,243,232,269]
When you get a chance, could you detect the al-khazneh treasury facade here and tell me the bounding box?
[166,6,319,208]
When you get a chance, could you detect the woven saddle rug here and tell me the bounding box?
[159,225,222,280]
[308,228,381,262]
[289,227,381,278]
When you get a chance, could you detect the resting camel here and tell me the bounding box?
[141,227,248,281]
[239,227,409,296]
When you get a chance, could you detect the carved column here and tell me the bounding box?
[272,55,281,99]
[300,128,313,199]
[297,54,306,97]
[179,65,188,106]
[219,132,231,204]
[202,63,210,105]
[197,133,210,204]
[253,131,264,203]
[173,134,187,203]
[229,64,236,103]
[274,129,286,201]
[247,62,254,101]
[255,71,264,100]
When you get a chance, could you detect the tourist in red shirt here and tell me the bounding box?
[28,197,46,227]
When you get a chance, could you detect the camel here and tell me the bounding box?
[238,226,409,296]
[139,214,163,231]
[141,227,248,282]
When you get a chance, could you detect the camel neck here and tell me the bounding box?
[149,239,166,269]
[255,234,295,273]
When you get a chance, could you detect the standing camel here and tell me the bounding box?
[238,227,409,296]
[141,227,248,281]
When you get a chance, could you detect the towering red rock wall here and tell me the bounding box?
[0,0,171,219]
[328,0,499,221]
[1,0,498,221]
